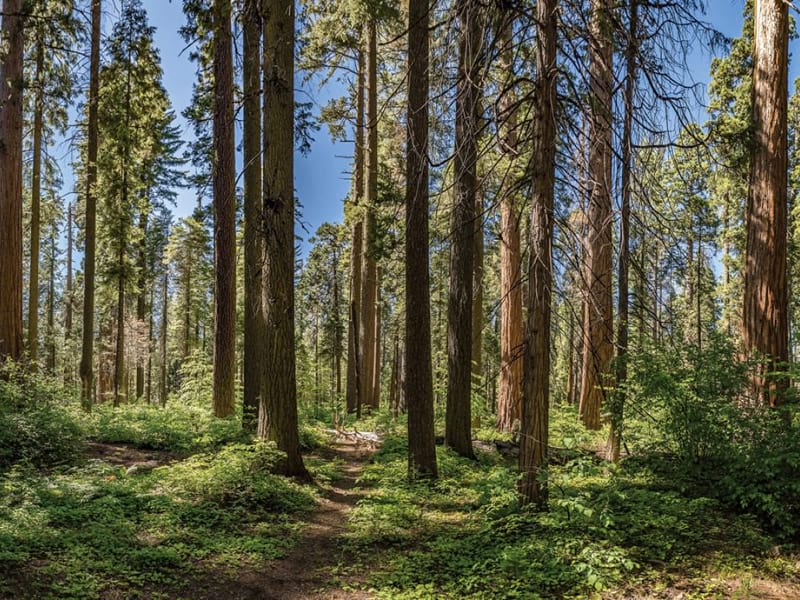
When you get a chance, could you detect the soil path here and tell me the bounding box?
[193,433,378,600]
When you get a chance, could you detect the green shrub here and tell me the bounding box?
[0,367,84,470]
[80,402,245,452]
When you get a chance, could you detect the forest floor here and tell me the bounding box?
[185,434,379,600]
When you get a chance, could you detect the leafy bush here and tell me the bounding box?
[0,366,84,470]
[80,402,245,452]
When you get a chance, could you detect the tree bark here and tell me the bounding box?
[345,47,365,415]
[360,20,379,410]
[446,0,481,459]
[261,0,308,478]
[27,43,44,368]
[496,6,523,433]
[243,0,263,431]
[65,201,74,381]
[471,188,483,384]
[79,0,101,407]
[405,0,437,479]
[744,0,789,406]
[0,0,25,364]
[579,0,614,431]
[159,268,168,406]
[212,0,236,418]
[519,0,557,508]
[608,0,637,463]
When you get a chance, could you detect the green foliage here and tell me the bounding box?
[0,367,84,470]
[79,402,245,453]
[0,442,316,599]
[345,434,780,599]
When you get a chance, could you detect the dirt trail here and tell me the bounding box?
[191,434,378,600]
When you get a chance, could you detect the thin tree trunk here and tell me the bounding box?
[46,234,56,373]
[405,0,437,479]
[579,0,615,431]
[472,188,484,384]
[519,0,557,508]
[260,0,308,478]
[136,214,147,401]
[114,243,125,407]
[243,0,263,431]
[160,268,168,406]
[65,201,74,381]
[607,0,637,463]
[27,44,45,368]
[372,268,382,406]
[212,0,236,418]
[446,0,481,459]
[496,6,523,433]
[0,0,25,364]
[744,0,789,406]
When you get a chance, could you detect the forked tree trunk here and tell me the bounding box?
[579,0,615,431]
[261,0,308,478]
[519,0,557,508]
[744,0,789,406]
[405,0,438,479]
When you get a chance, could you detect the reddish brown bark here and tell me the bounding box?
[0,0,25,364]
[579,0,615,431]
[744,0,789,406]
[496,7,523,433]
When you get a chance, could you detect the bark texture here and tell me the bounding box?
[496,6,523,433]
[744,0,789,406]
[445,0,481,459]
[608,0,637,463]
[261,0,307,478]
[27,44,44,367]
[520,0,557,508]
[243,0,263,430]
[79,0,101,407]
[579,0,614,431]
[405,0,438,479]
[212,0,236,418]
[0,0,24,363]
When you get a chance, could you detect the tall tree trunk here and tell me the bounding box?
[607,0,637,463]
[405,0,438,479]
[114,242,125,407]
[446,0,481,459]
[260,0,308,478]
[212,0,236,418]
[744,0,789,406]
[0,0,25,364]
[147,285,154,404]
[79,0,101,407]
[65,201,74,381]
[27,44,45,368]
[345,48,365,415]
[243,0,263,431]
[496,6,523,433]
[519,0,557,508]
[360,20,379,410]
[579,0,614,431]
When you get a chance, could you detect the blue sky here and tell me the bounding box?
[75,0,799,251]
